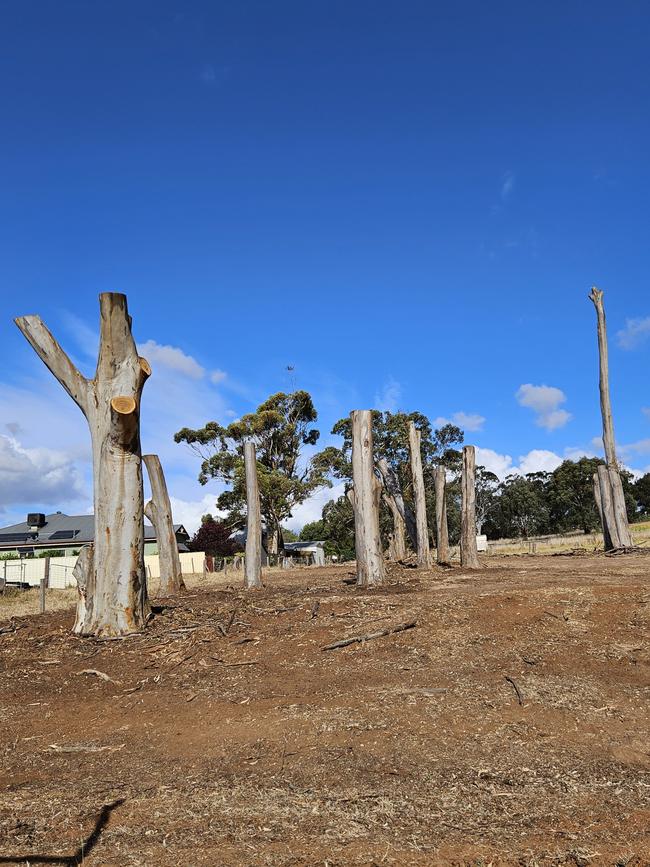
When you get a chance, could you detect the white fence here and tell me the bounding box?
[1,551,207,589]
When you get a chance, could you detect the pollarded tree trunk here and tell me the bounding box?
[143,454,185,595]
[350,410,385,587]
[244,441,263,589]
[382,492,407,561]
[16,293,151,636]
[376,458,417,550]
[589,287,632,548]
[408,421,430,569]
[460,445,480,569]
[434,465,450,565]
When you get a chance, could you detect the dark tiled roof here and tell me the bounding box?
[0,513,187,548]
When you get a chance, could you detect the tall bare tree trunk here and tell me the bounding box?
[461,445,480,569]
[143,454,185,595]
[350,410,385,587]
[589,287,632,548]
[382,492,407,560]
[244,441,263,589]
[376,458,417,550]
[408,422,430,568]
[434,465,450,565]
[16,293,151,636]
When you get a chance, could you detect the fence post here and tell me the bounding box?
[39,578,46,614]
[44,557,51,589]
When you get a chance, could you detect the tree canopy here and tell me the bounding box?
[175,391,330,552]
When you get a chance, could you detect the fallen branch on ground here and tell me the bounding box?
[75,668,120,684]
[322,620,417,651]
[504,675,524,705]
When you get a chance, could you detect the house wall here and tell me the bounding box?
[1,551,206,589]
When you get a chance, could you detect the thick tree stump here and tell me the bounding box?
[434,465,450,565]
[244,441,263,589]
[589,287,632,548]
[597,465,621,549]
[144,454,185,594]
[461,445,480,569]
[16,293,150,636]
[350,410,385,587]
[376,458,417,551]
[408,422,430,569]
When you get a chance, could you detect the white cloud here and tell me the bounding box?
[284,482,346,533]
[168,493,226,535]
[501,170,515,201]
[432,411,486,432]
[619,438,650,458]
[616,317,650,350]
[475,446,564,480]
[516,383,571,431]
[211,369,227,384]
[138,340,205,379]
[374,378,401,413]
[0,435,87,512]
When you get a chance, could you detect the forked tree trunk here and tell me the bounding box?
[597,465,620,549]
[382,492,407,560]
[143,454,185,594]
[16,293,150,636]
[408,422,430,569]
[593,471,613,550]
[589,287,632,548]
[244,441,263,589]
[434,465,450,565]
[461,445,480,569]
[376,458,417,550]
[350,410,385,587]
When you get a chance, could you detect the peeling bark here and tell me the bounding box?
[597,465,621,550]
[16,293,150,636]
[244,441,263,589]
[408,422,430,569]
[351,410,385,587]
[461,446,480,569]
[434,465,450,565]
[144,454,185,595]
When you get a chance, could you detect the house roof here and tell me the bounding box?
[0,512,189,549]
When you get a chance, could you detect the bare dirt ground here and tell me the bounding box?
[0,555,648,866]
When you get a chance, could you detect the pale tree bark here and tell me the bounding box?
[461,445,481,569]
[376,458,417,550]
[597,465,621,549]
[589,287,632,548]
[143,454,185,594]
[244,441,263,589]
[593,471,613,551]
[350,410,385,587]
[16,293,150,636]
[382,492,407,560]
[408,422,430,568]
[434,465,450,565]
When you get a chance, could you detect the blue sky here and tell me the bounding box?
[1,1,650,532]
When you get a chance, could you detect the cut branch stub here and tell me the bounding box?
[16,292,150,637]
